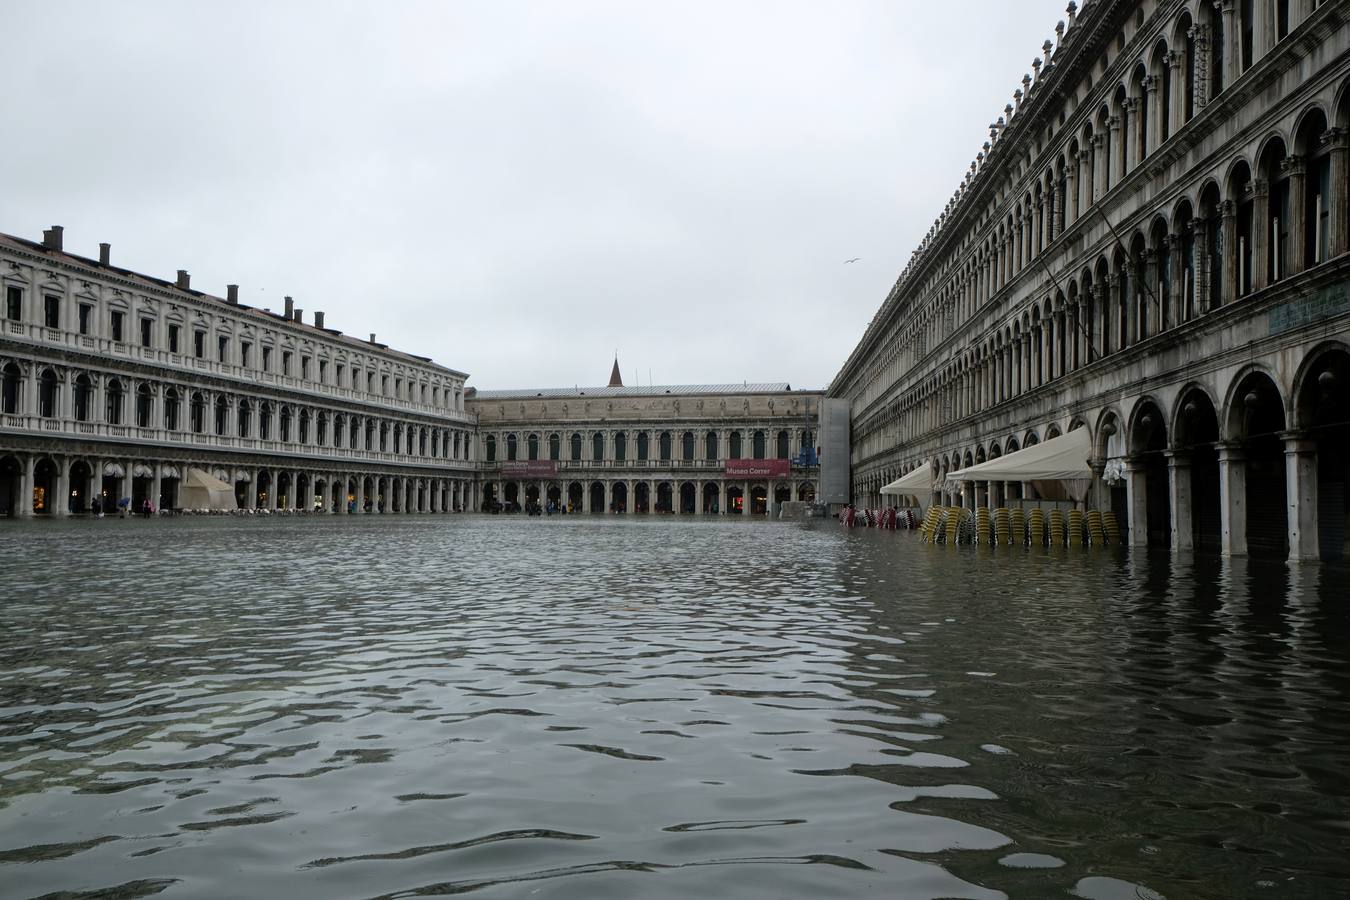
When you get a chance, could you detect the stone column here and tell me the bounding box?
[1109,115,1124,187]
[1220,0,1239,88]
[1144,76,1161,156]
[53,457,69,517]
[1065,160,1079,223]
[1284,433,1319,562]
[1125,457,1149,547]
[1123,99,1139,172]
[355,476,365,514]
[1218,442,1247,556]
[1250,179,1270,292]
[1167,52,1185,133]
[430,480,439,513]
[743,480,751,515]
[1283,156,1306,276]
[1326,129,1348,258]
[267,470,278,510]
[603,480,612,513]
[18,454,35,517]
[152,462,163,512]
[1167,450,1193,551]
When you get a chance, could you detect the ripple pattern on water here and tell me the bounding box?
[1,516,1348,899]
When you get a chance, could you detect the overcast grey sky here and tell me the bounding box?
[4,1,1067,391]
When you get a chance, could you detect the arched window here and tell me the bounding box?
[615,432,628,462]
[570,432,582,461]
[549,433,561,461]
[280,406,293,443]
[659,431,672,461]
[105,378,124,425]
[366,421,376,451]
[259,401,273,440]
[1,363,20,415]
[382,423,392,453]
[74,374,93,422]
[164,387,180,431]
[592,432,604,460]
[299,409,310,444]
[136,384,153,428]
[682,431,695,461]
[705,431,718,460]
[418,430,427,456]
[39,368,58,418]
[730,431,743,458]
[528,433,539,460]
[215,397,229,435]
[190,392,205,433]
[776,430,789,458]
[507,433,518,460]
[752,430,766,459]
[636,432,649,461]
[802,429,814,450]
[237,399,252,437]
[485,434,497,462]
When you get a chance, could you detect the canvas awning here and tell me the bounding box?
[179,467,238,511]
[948,427,1093,501]
[880,464,932,496]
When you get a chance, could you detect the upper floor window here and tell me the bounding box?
[168,323,180,354]
[318,359,327,382]
[240,341,252,367]
[262,346,273,371]
[218,335,229,363]
[282,350,293,376]
[301,356,311,380]
[78,303,93,336]
[4,286,21,320]
[194,330,206,358]
[110,310,125,342]
[382,374,389,396]
[43,294,60,329]
[140,318,153,348]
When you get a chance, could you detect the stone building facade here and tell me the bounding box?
[468,379,821,515]
[0,227,477,516]
[829,0,1350,560]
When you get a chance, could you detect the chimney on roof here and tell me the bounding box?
[176,270,190,290]
[284,296,294,319]
[369,333,377,344]
[98,243,111,266]
[314,311,325,329]
[293,308,303,323]
[42,226,64,251]
[226,284,239,305]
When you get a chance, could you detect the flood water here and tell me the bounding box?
[1,516,1348,900]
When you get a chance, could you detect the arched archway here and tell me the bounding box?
[1128,398,1171,548]
[1224,369,1288,557]
[702,482,720,514]
[589,481,605,514]
[1173,386,1222,551]
[567,481,583,512]
[1293,344,1350,559]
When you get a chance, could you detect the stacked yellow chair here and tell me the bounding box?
[1087,510,1106,546]
[1028,507,1045,546]
[975,507,992,545]
[1048,509,1066,547]
[1103,510,1121,545]
[1067,509,1085,547]
[944,507,962,545]
[993,508,1011,545]
[1009,507,1026,546]
[920,507,942,542]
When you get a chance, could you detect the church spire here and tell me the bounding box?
[608,354,624,388]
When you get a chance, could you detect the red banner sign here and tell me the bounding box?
[723,459,790,479]
[499,461,558,477]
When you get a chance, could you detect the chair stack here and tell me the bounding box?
[1067,509,1085,547]
[1087,509,1106,545]
[944,507,962,545]
[1028,507,1045,546]
[993,508,1011,545]
[1103,510,1121,544]
[975,507,992,545]
[1048,509,1066,547]
[1009,508,1026,546]
[920,507,942,542]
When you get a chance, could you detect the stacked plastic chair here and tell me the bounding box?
[993,508,1011,545]
[1028,507,1045,546]
[1009,507,1026,546]
[1067,509,1085,547]
[975,507,992,545]
[944,507,962,545]
[1048,509,1066,547]
[1087,509,1106,545]
[919,507,941,542]
[1102,510,1121,544]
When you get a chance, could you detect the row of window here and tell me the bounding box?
[0,363,471,461]
[3,284,463,411]
[483,429,815,463]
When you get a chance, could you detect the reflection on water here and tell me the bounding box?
[1,517,1347,899]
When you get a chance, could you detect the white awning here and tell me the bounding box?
[948,427,1093,501]
[880,464,932,495]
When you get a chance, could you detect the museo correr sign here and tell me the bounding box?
[723,459,791,479]
[500,461,559,477]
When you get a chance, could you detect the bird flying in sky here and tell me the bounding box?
[844,257,861,264]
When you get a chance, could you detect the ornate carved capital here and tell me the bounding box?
[1279,155,1305,177]
[1320,127,1349,151]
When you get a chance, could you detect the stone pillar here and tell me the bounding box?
[743,480,751,515]
[1218,442,1247,556]
[1326,129,1348,258]
[1123,98,1139,172]
[1220,0,1239,87]
[1065,161,1078,224]
[1125,457,1149,547]
[1167,450,1193,551]
[53,457,69,518]
[19,454,35,517]
[603,480,612,513]
[1108,115,1124,188]
[267,471,278,510]
[1283,156,1306,276]
[1144,76,1161,156]
[1250,179,1270,292]
[152,462,163,512]
[355,476,365,514]
[430,480,440,513]
[1284,433,1319,562]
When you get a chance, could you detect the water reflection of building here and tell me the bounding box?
[829,1,1350,561]
[0,228,477,515]
[468,363,820,514]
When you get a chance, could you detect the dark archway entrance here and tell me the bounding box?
[1230,371,1288,558]
[703,482,720,513]
[726,485,744,515]
[69,460,93,514]
[635,482,650,513]
[1175,389,1222,551]
[589,482,605,513]
[568,482,583,512]
[1130,401,1170,547]
[611,482,628,513]
[0,455,22,516]
[1296,347,1350,559]
[749,485,768,516]
[33,458,57,515]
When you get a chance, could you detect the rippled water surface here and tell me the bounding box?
[2,516,1349,899]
